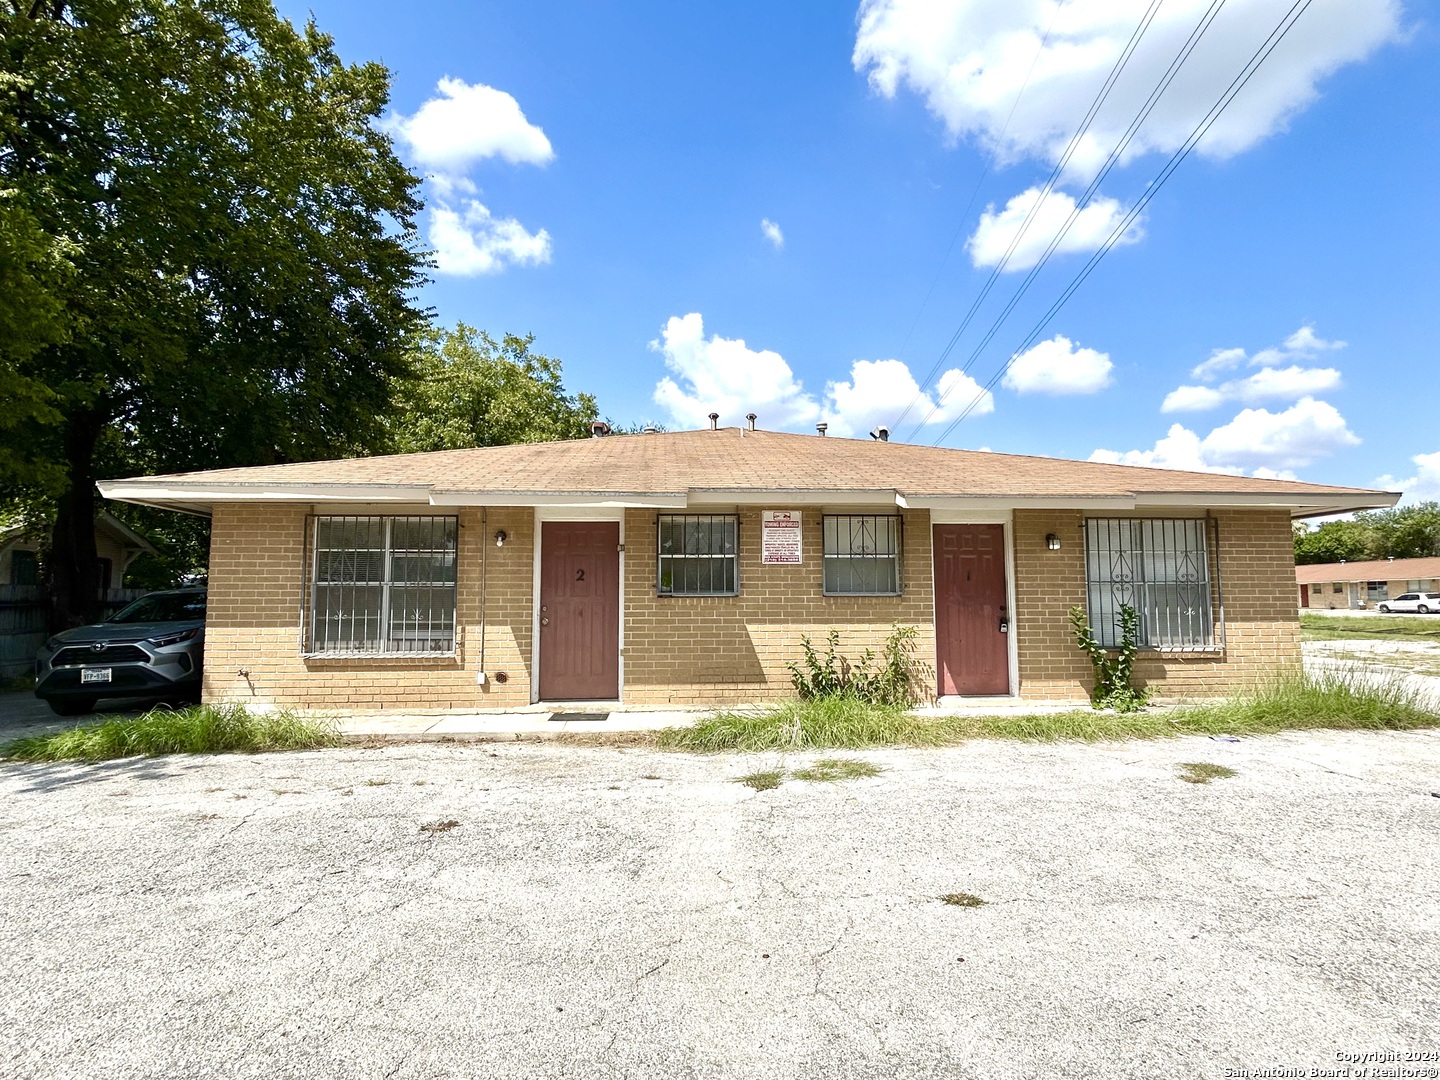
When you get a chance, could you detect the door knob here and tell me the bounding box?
[540,617,550,626]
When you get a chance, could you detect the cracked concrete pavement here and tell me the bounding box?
[2,730,1439,1079]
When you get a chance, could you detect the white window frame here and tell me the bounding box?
[822,514,903,596]
[305,515,458,657]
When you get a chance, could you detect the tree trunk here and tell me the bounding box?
[48,408,104,631]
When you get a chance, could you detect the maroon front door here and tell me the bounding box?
[539,521,620,700]
[933,524,1010,696]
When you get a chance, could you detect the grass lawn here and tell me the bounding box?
[2,703,340,762]
[657,668,1440,753]
[1301,613,1440,642]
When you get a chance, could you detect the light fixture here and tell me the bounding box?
[494,530,507,548]
[1046,533,1061,551]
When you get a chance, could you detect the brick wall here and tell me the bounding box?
[621,508,936,705]
[203,504,533,710]
[1013,508,1301,701]
[203,502,1300,711]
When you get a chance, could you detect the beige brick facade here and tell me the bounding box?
[202,503,1301,711]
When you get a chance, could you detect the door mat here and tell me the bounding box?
[548,712,611,723]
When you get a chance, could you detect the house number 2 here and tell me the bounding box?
[575,568,585,581]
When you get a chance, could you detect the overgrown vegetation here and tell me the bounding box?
[732,758,883,790]
[1,703,340,762]
[735,769,784,791]
[658,668,1439,752]
[1069,604,1148,712]
[787,625,924,706]
[1179,762,1237,784]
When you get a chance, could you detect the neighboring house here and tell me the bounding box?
[0,513,157,678]
[1296,556,1440,610]
[0,511,157,590]
[98,425,1394,711]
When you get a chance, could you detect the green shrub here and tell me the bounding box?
[1069,604,1148,712]
[2,703,341,762]
[787,624,923,707]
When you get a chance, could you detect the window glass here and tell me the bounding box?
[822,515,902,595]
[1084,518,1213,649]
[309,516,457,654]
[657,515,739,596]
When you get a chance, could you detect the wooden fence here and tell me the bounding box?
[0,586,148,680]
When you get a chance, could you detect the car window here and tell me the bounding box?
[1398,594,1417,600]
[108,593,207,623]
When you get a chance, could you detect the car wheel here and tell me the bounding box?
[47,697,96,717]
[1378,604,1390,613]
[1420,605,1432,614]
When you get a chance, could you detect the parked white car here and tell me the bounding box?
[1377,592,1440,614]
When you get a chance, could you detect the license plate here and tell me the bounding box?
[81,668,112,685]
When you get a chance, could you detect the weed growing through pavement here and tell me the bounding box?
[736,770,784,791]
[1179,762,1237,784]
[420,820,460,834]
[941,893,986,908]
[790,758,883,782]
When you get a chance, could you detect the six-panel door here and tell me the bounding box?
[932,523,1010,696]
[539,521,620,700]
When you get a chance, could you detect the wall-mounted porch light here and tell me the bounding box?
[1045,533,1062,551]
[494,530,508,548]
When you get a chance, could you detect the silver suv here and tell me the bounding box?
[34,588,206,716]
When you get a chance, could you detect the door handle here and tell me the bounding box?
[998,618,1009,633]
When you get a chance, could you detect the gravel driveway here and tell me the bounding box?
[2,732,1439,1079]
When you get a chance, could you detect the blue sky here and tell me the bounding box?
[278,0,1437,498]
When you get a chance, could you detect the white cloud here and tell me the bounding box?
[761,218,785,249]
[853,1,1402,179]
[386,77,554,171]
[428,200,552,276]
[651,314,820,430]
[824,359,994,438]
[1164,325,1346,411]
[1001,334,1113,394]
[649,316,995,436]
[967,187,1138,270]
[1375,450,1440,503]
[1093,397,1361,475]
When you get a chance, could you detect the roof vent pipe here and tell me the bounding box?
[708,412,719,430]
[870,425,889,442]
[641,424,660,434]
[746,413,757,431]
[590,421,611,438]
[816,423,827,436]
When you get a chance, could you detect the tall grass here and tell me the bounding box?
[657,667,1439,752]
[2,703,341,762]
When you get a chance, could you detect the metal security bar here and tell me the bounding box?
[1084,518,1213,651]
[657,514,738,596]
[823,515,902,595]
[308,516,457,655]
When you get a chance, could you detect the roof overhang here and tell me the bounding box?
[428,490,688,508]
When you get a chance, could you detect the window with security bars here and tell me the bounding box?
[1084,518,1213,650]
[308,516,458,654]
[823,515,902,595]
[657,515,738,596]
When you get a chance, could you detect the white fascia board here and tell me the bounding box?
[903,495,1138,511]
[98,481,431,504]
[686,489,902,507]
[428,491,688,508]
[1134,491,1400,514]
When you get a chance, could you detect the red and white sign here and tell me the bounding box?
[761,510,803,564]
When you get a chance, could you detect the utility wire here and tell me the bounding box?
[930,0,1318,445]
[890,0,1165,433]
[906,0,1231,441]
[889,1,1066,432]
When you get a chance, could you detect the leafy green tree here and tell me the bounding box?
[1,0,426,626]
[1293,519,1369,565]
[387,325,597,453]
[1294,502,1440,564]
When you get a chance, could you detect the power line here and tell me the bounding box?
[930,0,1319,446]
[890,0,1165,433]
[889,1,1066,432]
[906,0,1232,441]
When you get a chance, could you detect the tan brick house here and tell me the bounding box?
[1296,556,1440,610]
[99,426,1395,711]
